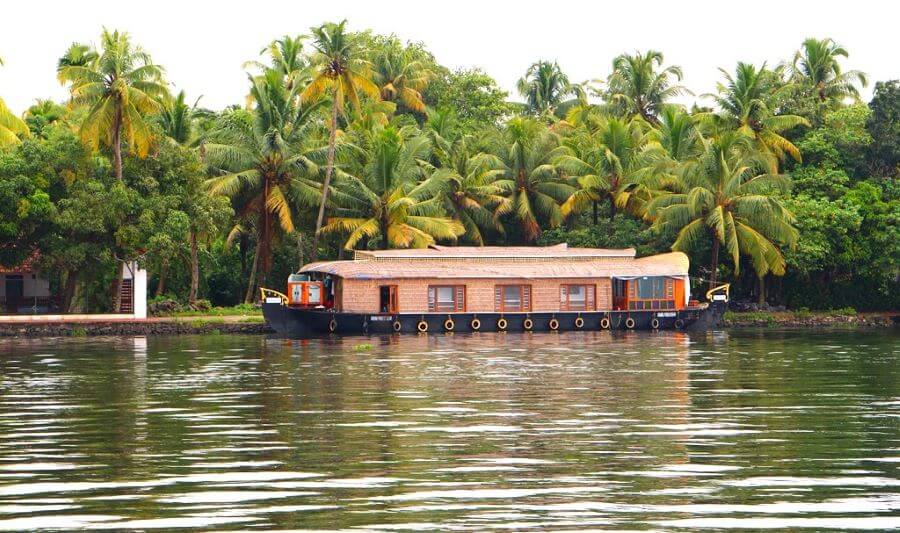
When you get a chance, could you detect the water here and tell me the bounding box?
[0,330,897,531]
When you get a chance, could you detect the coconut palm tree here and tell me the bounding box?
[158,90,231,305]
[57,43,98,69]
[320,125,463,250]
[205,70,326,300]
[643,106,704,185]
[790,38,867,104]
[429,135,506,244]
[516,61,577,117]
[606,50,689,125]
[492,117,573,242]
[244,35,308,91]
[556,116,660,224]
[159,90,199,146]
[647,132,798,288]
[0,57,29,147]
[703,62,808,169]
[57,29,168,181]
[371,43,433,114]
[302,20,380,258]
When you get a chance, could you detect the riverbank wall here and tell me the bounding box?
[0,319,272,337]
[0,311,895,337]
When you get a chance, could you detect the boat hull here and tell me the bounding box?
[263,303,727,337]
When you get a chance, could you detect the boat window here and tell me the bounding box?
[494,285,531,312]
[428,285,465,312]
[637,277,668,299]
[560,284,595,311]
[628,277,676,310]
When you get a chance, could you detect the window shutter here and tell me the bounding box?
[560,286,568,311]
[523,286,531,311]
[495,286,502,311]
[628,281,635,300]
[428,287,435,312]
[456,286,465,311]
[666,279,674,298]
[587,285,595,310]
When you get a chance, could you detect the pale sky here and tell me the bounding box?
[1,0,897,114]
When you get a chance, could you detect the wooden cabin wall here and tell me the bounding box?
[338,278,612,314]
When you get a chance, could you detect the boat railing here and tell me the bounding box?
[706,283,731,302]
[259,287,289,305]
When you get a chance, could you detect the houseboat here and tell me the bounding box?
[261,244,729,336]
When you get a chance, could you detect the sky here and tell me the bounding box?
[1,0,897,114]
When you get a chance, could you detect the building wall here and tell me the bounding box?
[338,277,613,314]
[0,272,50,301]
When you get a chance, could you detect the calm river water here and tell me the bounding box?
[0,330,898,531]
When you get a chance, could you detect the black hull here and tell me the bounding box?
[263,303,727,338]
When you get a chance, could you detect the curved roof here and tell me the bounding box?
[353,244,636,260]
[301,245,689,280]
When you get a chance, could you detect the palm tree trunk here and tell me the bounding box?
[592,201,598,225]
[244,242,261,304]
[709,238,720,290]
[311,93,339,260]
[297,233,304,271]
[112,107,123,181]
[757,275,766,306]
[240,232,248,277]
[188,231,199,304]
[155,263,167,297]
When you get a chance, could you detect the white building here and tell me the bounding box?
[0,256,51,313]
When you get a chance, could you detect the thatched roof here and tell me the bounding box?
[302,245,689,280]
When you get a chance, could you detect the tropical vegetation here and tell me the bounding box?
[0,29,896,312]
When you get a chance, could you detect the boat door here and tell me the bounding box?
[379,285,398,314]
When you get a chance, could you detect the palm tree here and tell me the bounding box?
[643,106,704,186]
[57,43,98,69]
[430,135,506,244]
[371,43,433,114]
[556,116,659,224]
[205,71,326,301]
[607,50,688,125]
[492,117,573,242]
[647,132,798,289]
[57,29,168,181]
[703,62,808,169]
[245,35,308,91]
[0,57,29,147]
[516,61,577,117]
[790,38,867,104]
[159,90,199,146]
[159,90,229,305]
[320,125,463,250]
[302,20,380,259]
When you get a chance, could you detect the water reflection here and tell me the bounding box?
[0,330,897,531]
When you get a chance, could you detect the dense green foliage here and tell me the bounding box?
[0,29,896,311]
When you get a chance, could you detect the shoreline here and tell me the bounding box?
[0,311,895,338]
[0,316,272,338]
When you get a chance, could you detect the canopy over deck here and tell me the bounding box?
[301,245,689,280]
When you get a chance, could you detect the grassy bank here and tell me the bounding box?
[723,309,896,328]
[151,303,262,318]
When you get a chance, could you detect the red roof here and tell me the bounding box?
[0,251,40,274]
